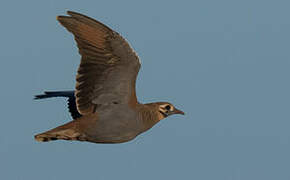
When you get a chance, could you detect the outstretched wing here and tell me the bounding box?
[57,11,141,115]
[34,91,82,119]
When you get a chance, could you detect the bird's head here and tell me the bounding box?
[155,102,185,119]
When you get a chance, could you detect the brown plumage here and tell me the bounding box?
[34,11,184,144]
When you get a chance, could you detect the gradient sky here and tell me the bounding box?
[1,0,290,179]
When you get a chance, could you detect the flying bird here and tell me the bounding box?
[34,11,184,144]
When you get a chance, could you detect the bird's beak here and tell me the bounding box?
[174,108,185,115]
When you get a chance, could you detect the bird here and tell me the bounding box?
[34,11,184,144]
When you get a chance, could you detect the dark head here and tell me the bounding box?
[154,102,185,120]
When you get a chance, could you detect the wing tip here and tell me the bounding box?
[56,15,70,22]
[59,10,113,32]
[56,15,61,21]
[67,10,79,16]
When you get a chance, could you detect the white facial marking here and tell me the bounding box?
[159,104,173,112]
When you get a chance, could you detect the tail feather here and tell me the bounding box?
[34,91,74,100]
[34,121,86,142]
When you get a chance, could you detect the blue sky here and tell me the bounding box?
[1,0,290,179]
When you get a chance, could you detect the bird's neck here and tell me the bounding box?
[138,103,162,132]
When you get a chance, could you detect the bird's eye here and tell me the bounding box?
[165,105,171,110]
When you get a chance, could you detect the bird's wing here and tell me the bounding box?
[34,91,82,119]
[66,93,82,119]
[57,11,141,115]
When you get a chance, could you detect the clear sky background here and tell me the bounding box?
[1,0,290,179]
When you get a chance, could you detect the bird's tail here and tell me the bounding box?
[34,90,74,100]
[34,121,85,142]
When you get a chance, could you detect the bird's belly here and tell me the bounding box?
[78,106,142,143]
[87,126,139,143]
[92,132,138,143]
[83,118,141,143]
